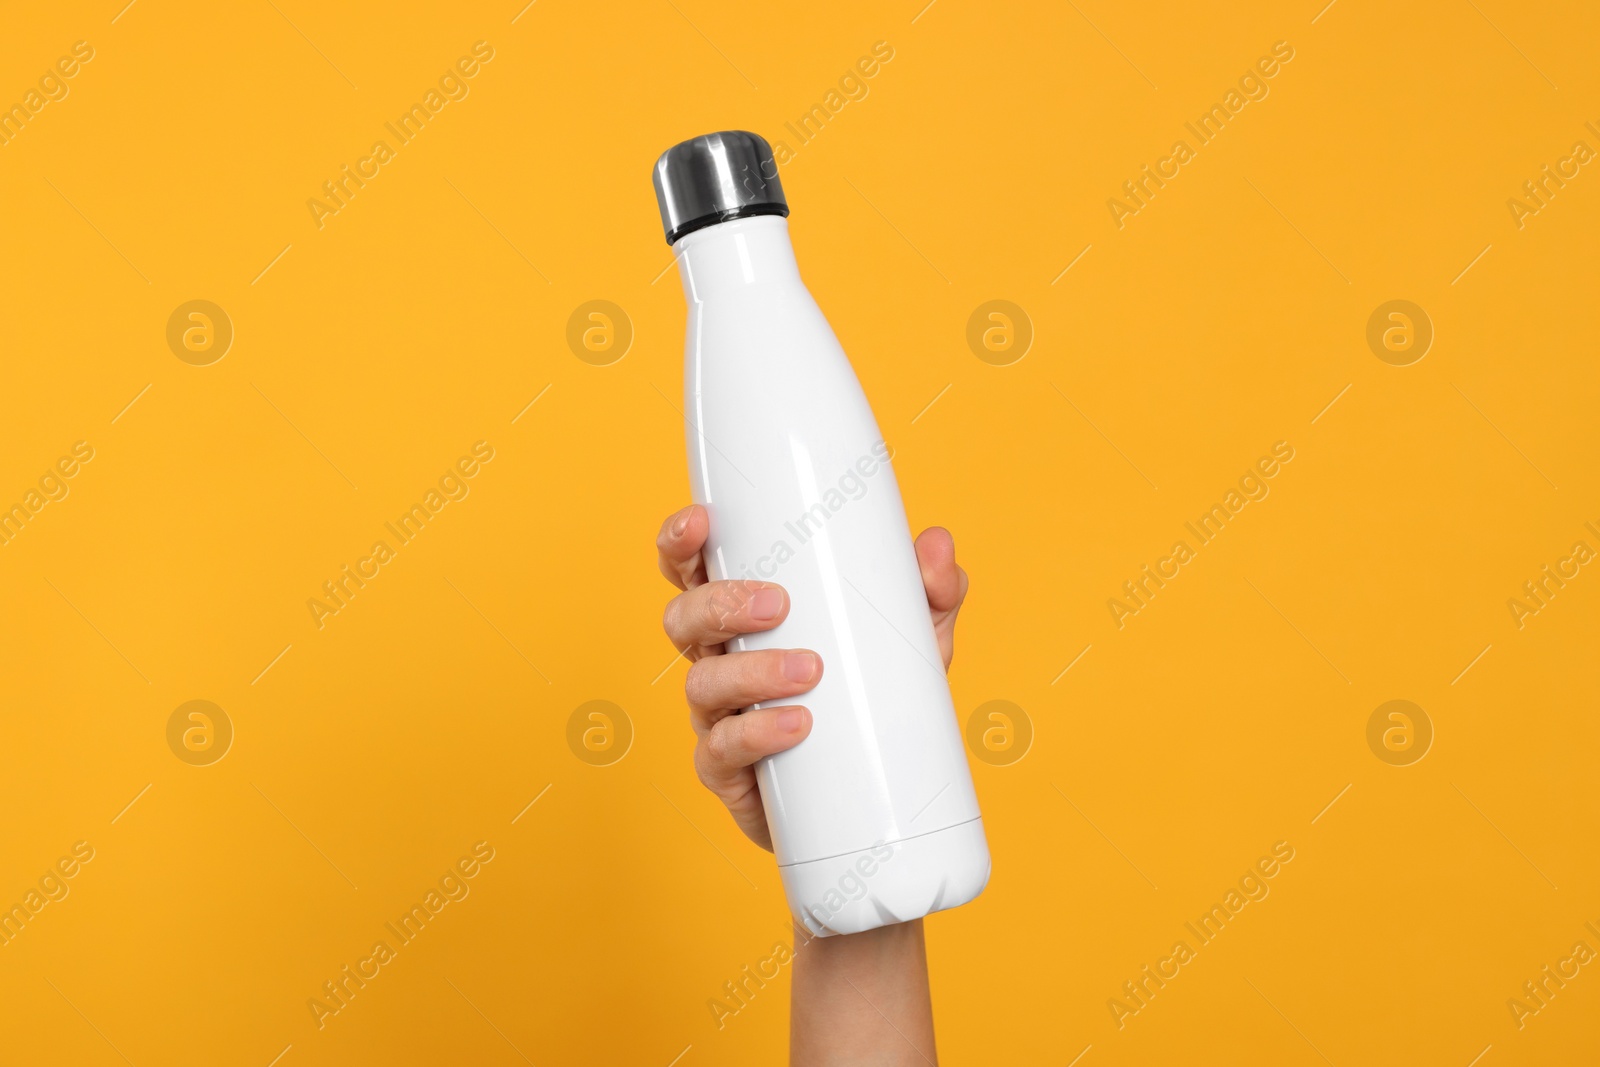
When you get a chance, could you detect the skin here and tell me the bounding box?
[657,503,968,1066]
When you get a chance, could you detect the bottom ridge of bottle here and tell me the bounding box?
[781,819,991,938]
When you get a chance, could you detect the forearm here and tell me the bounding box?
[790,918,936,1066]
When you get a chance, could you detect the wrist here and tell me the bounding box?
[790,918,936,1066]
[792,917,924,962]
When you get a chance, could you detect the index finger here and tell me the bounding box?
[657,504,710,591]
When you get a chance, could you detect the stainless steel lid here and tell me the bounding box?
[651,130,788,245]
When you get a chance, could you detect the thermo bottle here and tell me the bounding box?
[652,131,990,936]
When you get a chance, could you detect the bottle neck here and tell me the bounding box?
[674,215,801,303]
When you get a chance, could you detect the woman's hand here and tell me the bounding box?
[656,504,968,850]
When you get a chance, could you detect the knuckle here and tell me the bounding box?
[704,718,740,767]
[665,588,711,644]
[683,659,713,709]
[692,743,723,790]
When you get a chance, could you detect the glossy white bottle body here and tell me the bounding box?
[676,214,989,936]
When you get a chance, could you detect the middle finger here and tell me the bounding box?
[685,648,823,732]
[663,579,790,649]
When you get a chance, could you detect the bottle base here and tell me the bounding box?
[780,818,991,938]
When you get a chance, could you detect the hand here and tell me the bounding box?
[656,504,969,851]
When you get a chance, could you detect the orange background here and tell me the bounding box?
[1,1,1597,1064]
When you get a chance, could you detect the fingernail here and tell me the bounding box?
[777,707,806,732]
[750,588,783,620]
[783,652,818,684]
[670,509,690,537]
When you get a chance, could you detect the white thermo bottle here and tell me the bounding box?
[652,131,990,936]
